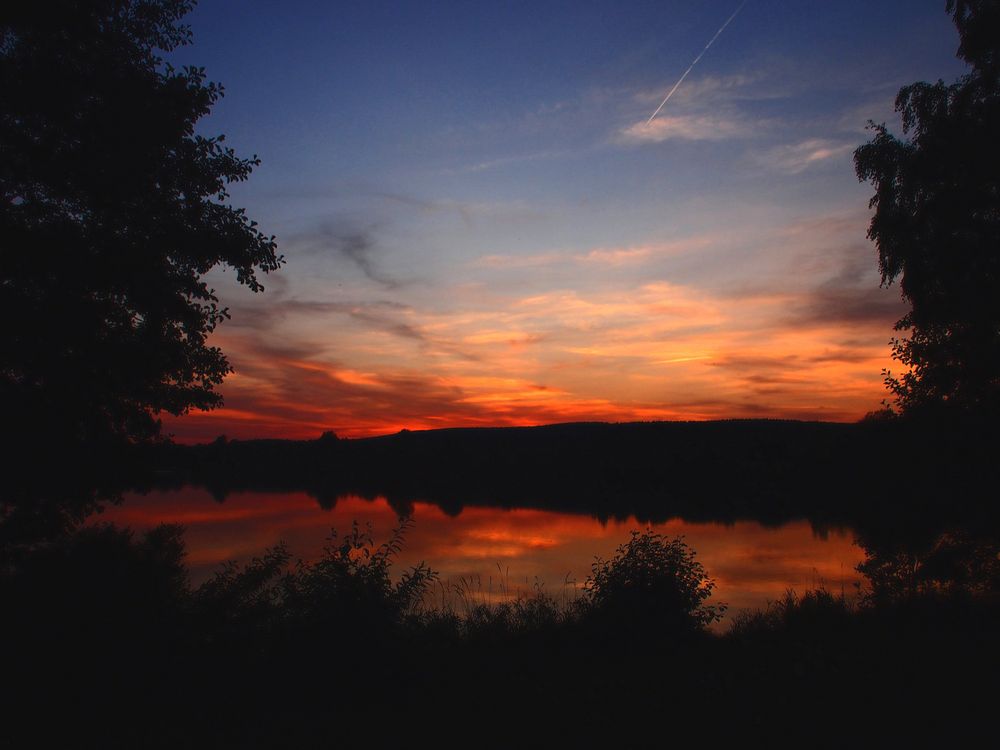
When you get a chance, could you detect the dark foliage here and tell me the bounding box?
[0,0,281,449]
[277,517,438,635]
[854,0,1000,416]
[857,527,1000,605]
[582,529,724,633]
[728,587,855,638]
[4,517,999,747]
[3,522,190,638]
[183,517,438,649]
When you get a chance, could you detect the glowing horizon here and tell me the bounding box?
[159,2,964,443]
[163,212,905,442]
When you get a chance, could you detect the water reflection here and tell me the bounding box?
[102,487,866,624]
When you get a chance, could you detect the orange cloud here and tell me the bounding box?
[163,212,904,442]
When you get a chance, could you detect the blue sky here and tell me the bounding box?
[163,1,970,440]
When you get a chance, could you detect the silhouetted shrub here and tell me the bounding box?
[581,530,725,633]
[278,517,437,637]
[190,542,291,642]
[728,588,854,638]
[456,594,566,640]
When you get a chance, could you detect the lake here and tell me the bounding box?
[100,486,866,627]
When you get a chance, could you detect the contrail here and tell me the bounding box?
[646,0,748,125]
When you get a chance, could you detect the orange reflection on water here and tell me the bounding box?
[104,488,865,626]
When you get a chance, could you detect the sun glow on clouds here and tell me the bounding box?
[139,0,967,446]
[157,58,909,445]
[162,207,904,443]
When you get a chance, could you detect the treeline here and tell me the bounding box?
[143,418,1000,528]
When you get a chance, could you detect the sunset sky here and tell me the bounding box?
[163,0,967,441]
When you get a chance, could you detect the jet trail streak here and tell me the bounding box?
[647,0,748,125]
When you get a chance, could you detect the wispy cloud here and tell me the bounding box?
[617,67,778,146]
[286,223,403,289]
[754,138,856,174]
[576,247,652,266]
[644,0,749,125]
[474,236,713,270]
[371,191,545,222]
[632,73,769,107]
[618,113,753,143]
[331,231,399,289]
[447,149,570,174]
[475,252,565,270]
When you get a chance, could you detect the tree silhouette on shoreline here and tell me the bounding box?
[854,0,1000,417]
[1,0,282,449]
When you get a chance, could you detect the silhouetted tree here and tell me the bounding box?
[0,1,282,448]
[854,0,1000,416]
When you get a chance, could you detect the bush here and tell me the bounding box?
[582,530,725,633]
[189,516,439,645]
[727,588,853,638]
[279,517,438,634]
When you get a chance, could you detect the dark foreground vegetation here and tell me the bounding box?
[4,472,1000,747]
[3,419,999,746]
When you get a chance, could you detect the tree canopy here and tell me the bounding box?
[0,0,282,448]
[854,0,1000,417]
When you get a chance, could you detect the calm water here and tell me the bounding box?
[103,487,865,626]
